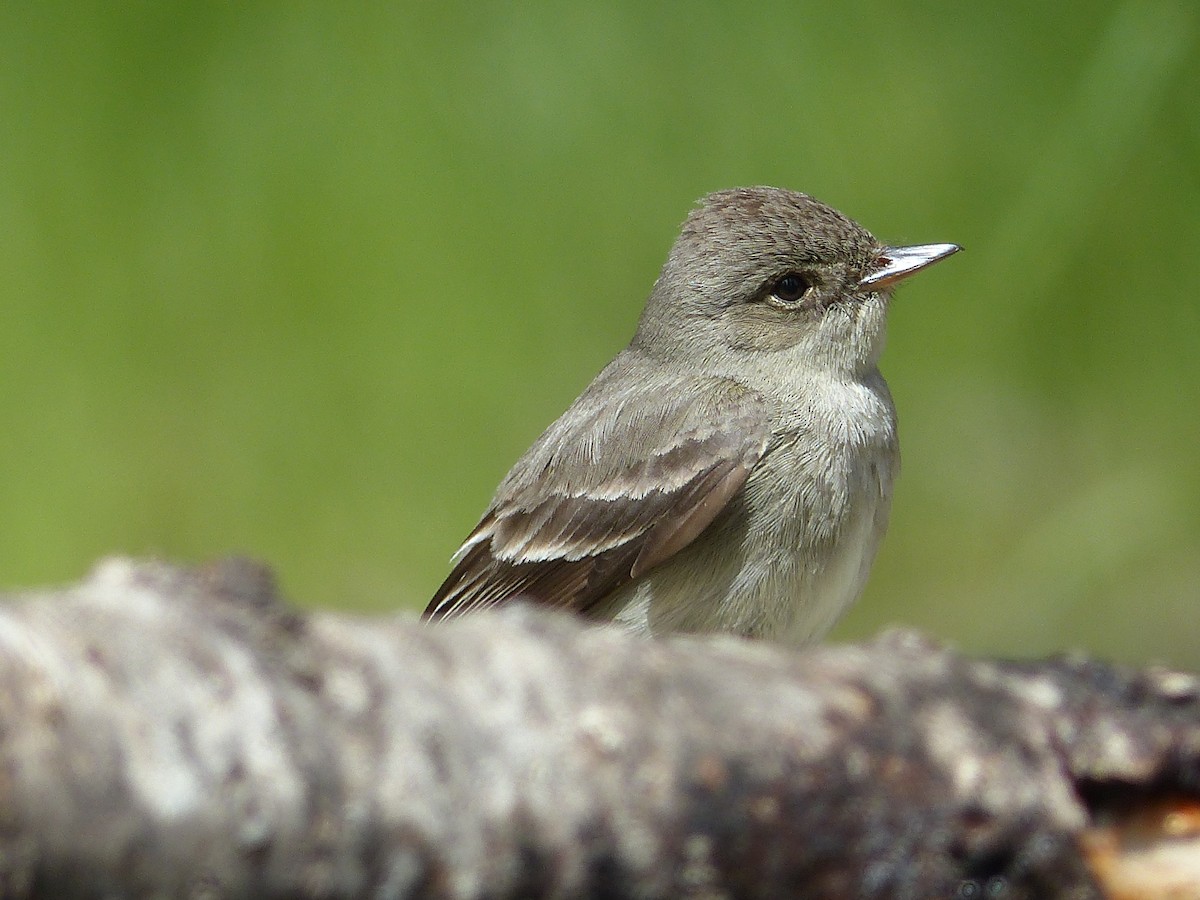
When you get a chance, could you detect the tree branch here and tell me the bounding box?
[0,557,1197,898]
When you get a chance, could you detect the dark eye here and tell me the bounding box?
[770,272,811,304]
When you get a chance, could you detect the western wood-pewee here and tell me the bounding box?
[425,187,958,644]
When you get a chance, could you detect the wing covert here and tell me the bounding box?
[424,372,771,620]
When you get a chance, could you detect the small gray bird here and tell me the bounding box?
[425,187,958,645]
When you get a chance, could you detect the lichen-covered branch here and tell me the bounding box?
[0,557,1196,898]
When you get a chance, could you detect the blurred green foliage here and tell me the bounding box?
[1,2,1196,664]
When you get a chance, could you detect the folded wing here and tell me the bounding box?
[425,374,771,619]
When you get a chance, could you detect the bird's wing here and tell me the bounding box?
[424,374,772,620]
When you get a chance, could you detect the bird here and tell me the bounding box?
[424,187,959,645]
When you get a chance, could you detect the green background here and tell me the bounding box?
[2,3,1197,665]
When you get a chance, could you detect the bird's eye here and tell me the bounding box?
[770,272,811,304]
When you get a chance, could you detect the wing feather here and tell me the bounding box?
[425,366,771,620]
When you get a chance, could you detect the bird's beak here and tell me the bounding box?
[858,243,961,290]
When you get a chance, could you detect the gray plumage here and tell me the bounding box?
[425,187,958,645]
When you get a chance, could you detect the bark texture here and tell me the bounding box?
[0,557,1197,898]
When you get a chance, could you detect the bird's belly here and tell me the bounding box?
[609,439,892,645]
[771,494,881,644]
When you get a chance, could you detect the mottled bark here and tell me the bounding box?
[0,557,1196,898]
